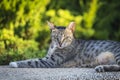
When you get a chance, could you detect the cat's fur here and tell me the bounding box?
[9,21,120,72]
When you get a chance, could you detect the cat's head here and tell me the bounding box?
[47,21,76,49]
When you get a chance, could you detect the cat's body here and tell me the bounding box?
[9,22,120,72]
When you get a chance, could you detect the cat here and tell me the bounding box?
[9,21,120,72]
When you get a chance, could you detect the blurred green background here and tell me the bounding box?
[0,0,120,65]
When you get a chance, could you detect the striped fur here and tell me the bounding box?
[9,22,120,72]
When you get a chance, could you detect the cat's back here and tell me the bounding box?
[76,39,120,53]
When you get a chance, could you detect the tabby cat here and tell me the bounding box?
[9,21,120,72]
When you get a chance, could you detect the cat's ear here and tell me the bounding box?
[47,21,55,30]
[67,22,76,32]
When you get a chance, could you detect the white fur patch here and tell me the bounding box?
[9,62,18,68]
[96,51,115,64]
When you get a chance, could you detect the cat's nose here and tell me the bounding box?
[59,43,62,47]
[57,43,63,49]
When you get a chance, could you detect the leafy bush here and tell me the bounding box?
[93,0,120,40]
[0,0,49,64]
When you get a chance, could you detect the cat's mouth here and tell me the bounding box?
[57,45,63,49]
[57,46,63,49]
[56,43,66,49]
[56,41,63,49]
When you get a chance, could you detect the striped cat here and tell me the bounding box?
[9,21,120,72]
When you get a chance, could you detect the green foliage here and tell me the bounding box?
[93,0,120,40]
[0,0,120,65]
[0,0,49,64]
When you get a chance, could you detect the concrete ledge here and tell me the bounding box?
[0,66,120,80]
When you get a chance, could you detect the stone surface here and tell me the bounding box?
[0,66,120,80]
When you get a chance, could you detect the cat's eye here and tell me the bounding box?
[52,35,59,41]
[52,30,56,32]
[66,36,72,40]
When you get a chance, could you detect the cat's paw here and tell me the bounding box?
[95,65,105,72]
[9,62,18,68]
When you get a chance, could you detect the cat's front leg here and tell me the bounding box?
[9,57,56,68]
[9,58,40,68]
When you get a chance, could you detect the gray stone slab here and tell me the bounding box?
[0,66,120,80]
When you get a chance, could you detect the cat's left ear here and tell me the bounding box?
[67,22,76,32]
[47,21,55,30]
